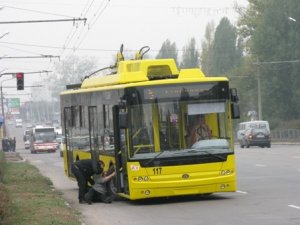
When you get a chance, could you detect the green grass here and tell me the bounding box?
[0,152,81,225]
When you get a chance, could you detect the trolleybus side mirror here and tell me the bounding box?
[230,88,239,103]
[231,102,240,119]
[119,112,129,129]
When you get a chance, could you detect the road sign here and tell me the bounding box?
[8,98,20,108]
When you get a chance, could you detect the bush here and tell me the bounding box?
[0,152,10,225]
[0,183,9,224]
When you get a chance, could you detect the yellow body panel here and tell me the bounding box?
[124,155,236,200]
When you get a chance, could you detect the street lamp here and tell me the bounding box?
[288,16,300,25]
[1,77,14,137]
[288,17,297,22]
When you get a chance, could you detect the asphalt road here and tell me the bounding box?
[8,125,300,225]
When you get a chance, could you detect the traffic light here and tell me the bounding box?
[16,72,24,90]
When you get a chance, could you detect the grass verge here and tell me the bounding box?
[0,151,81,225]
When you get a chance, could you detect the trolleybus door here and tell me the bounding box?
[112,105,129,194]
[63,107,74,176]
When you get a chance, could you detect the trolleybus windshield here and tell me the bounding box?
[126,82,232,163]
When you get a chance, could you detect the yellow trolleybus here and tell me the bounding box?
[61,46,240,200]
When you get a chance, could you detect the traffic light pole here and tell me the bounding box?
[0,85,5,137]
[0,78,14,137]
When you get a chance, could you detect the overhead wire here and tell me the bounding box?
[0,3,75,18]
[58,0,95,56]
[0,40,201,52]
[72,0,110,51]
[0,44,50,56]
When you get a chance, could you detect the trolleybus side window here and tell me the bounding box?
[88,106,99,151]
[158,102,180,150]
[130,104,154,155]
[102,104,114,151]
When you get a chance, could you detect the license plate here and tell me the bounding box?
[257,134,264,138]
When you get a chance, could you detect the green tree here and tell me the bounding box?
[209,17,242,75]
[237,0,300,121]
[49,55,98,101]
[156,39,178,65]
[180,38,199,69]
[200,21,215,74]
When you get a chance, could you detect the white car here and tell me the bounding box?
[15,119,23,128]
[24,140,30,149]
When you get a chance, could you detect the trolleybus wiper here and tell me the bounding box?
[144,151,166,166]
[189,149,226,161]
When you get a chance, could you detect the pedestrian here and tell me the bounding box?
[12,137,16,152]
[5,138,11,152]
[84,161,116,204]
[71,159,103,204]
[1,138,5,151]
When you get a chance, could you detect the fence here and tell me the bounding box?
[271,129,300,143]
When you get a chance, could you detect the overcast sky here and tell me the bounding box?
[0,0,248,102]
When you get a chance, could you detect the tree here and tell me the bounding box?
[49,55,98,101]
[200,21,215,74]
[209,17,242,75]
[180,38,199,69]
[237,0,300,121]
[156,39,178,65]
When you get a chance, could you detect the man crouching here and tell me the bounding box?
[84,161,116,204]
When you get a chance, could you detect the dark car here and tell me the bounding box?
[240,128,271,148]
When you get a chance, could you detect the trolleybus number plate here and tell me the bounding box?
[153,167,162,175]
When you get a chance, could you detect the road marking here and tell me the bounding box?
[297,169,300,172]
[255,164,266,167]
[294,156,300,159]
[236,190,248,194]
[288,205,300,210]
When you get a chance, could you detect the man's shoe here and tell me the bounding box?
[103,195,114,204]
[79,199,90,204]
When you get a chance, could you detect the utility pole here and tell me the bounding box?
[256,59,262,120]
[1,77,14,137]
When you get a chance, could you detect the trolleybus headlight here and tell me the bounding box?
[137,176,149,182]
[221,170,233,175]
[220,184,226,189]
[144,190,150,195]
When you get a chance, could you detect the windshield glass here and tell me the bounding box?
[34,132,56,143]
[128,99,232,160]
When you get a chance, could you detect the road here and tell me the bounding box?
[7,125,300,225]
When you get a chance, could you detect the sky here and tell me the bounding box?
[0,0,248,103]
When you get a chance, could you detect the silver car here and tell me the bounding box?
[240,128,271,148]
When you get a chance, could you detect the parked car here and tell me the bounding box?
[240,128,271,148]
[24,140,30,149]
